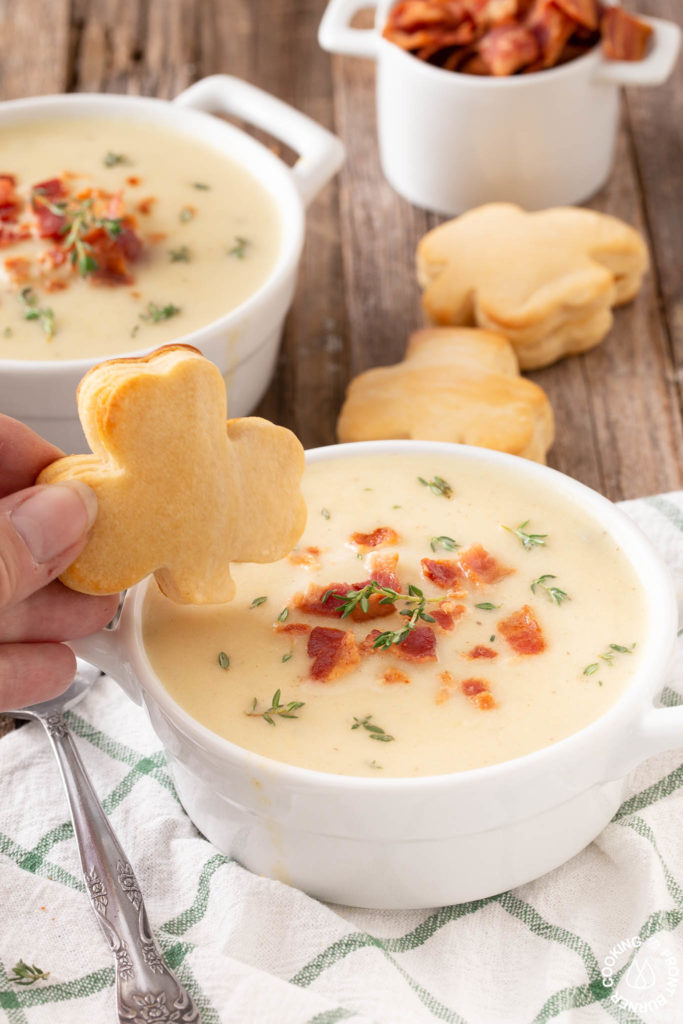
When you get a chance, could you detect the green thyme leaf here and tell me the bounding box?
[179,206,195,223]
[250,596,267,609]
[351,714,394,742]
[228,235,249,259]
[321,508,331,520]
[282,653,293,663]
[475,602,499,611]
[429,535,458,552]
[18,288,54,339]
[247,691,305,724]
[503,520,547,551]
[418,475,453,499]
[9,961,50,986]
[192,182,210,190]
[139,302,181,323]
[530,574,570,605]
[277,607,289,623]
[103,152,129,167]
[583,663,599,676]
[218,651,230,670]
[169,245,191,262]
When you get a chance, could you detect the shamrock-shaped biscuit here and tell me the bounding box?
[337,328,554,462]
[417,203,648,369]
[38,345,307,603]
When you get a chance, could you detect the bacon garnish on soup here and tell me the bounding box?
[458,544,513,586]
[498,605,546,654]
[461,677,498,709]
[307,626,360,682]
[349,526,400,553]
[394,624,438,662]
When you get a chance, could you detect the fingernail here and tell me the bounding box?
[11,482,98,563]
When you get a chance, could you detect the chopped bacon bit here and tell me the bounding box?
[289,546,322,570]
[433,600,466,632]
[307,626,359,682]
[498,604,546,654]
[421,557,463,590]
[0,224,31,248]
[395,624,437,662]
[360,629,383,654]
[367,551,401,592]
[3,256,32,285]
[137,196,156,215]
[458,544,513,585]
[0,174,20,222]
[126,176,141,186]
[436,669,457,705]
[349,526,400,552]
[528,0,575,66]
[275,621,310,635]
[44,279,68,293]
[479,24,540,75]
[294,582,351,617]
[467,644,498,659]
[601,6,652,61]
[554,0,598,31]
[461,677,497,709]
[382,668,411,685]
[31,179,67,238]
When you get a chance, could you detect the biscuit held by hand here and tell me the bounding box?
[337,327,554,463]
[37,345,307,604]
[417,203,648,370]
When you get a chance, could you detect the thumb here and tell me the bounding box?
[0,482,98,611]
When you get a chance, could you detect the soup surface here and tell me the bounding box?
[0,117,279,360]
[143,452,646,777]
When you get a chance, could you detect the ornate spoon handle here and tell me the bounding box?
[40,710,200,1023]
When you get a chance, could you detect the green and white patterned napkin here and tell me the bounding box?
[2,492,683,1024]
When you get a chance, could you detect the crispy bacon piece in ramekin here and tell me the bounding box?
[498,604,545,654]
[307,626,360,682]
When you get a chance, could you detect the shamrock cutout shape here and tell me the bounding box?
[417,203,648,369]
[337,327,554,463]
[38,345,306,603]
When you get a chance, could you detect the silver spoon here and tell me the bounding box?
[9,660,201,1023]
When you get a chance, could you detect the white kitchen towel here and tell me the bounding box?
[1,491,683,1024]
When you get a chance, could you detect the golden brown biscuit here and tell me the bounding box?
[37,345,306,603]
[337,327,554,463]
[417,203,648,369]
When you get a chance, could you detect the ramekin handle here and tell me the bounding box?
[607,704,683,780]
[594,16,681,86]
[71,619,142,706]
[318,0,379,59]
[174,75,344,208]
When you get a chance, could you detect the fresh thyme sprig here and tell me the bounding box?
[246,689,304,725]
[351,715,394,742]
[530,574,570,605]
[323,580,437,650]
[418,475,453,498]
[503,520,547,550]
[19,287,55,339]
[139,302,181,323]
[583,642,636,678]
[228,235,249,259]
[9,960,50,986]
[33,190,124,276]
[429,535,458,552]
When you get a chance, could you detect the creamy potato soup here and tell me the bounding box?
[143,453,646,777]
[0,117,279,360]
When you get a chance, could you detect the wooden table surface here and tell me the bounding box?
[0,0,682,734]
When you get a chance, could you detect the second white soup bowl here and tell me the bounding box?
[76,441,680,909]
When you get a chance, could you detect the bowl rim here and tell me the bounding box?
[0,91,305,373]
[122,440,677,793]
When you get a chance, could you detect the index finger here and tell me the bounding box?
[0,414,63,497]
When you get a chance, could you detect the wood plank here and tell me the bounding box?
[0,0,70,97]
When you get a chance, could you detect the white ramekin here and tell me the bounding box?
[318,0,681,214]
[74,441,680,910]
[0,76,344,453]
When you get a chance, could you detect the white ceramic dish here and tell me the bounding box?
[0,76,344,453]
[74,440,681,910]
[318,0,681,214]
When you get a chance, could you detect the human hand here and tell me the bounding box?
[0,414,119,711]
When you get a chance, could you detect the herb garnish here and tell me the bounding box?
[192,182,210,190]
[103,152,130,167]
[277,607,289,623]
[583,663,599,676]
[583,643,635,679]
[9,961,50,986]
[429,535,458,552]
[489,634,496,643]
[218,651,230,670]
[368,759,384,769]
[250,596,267,609]
[530,574,570,605]
[19,288,55,339]
[247,689,304,725]
[139,302,181,323]
[503,520,547,550]
[169,245,191,262]
[179,206,195,223]
[321,508,331,520]
[3,326,12,337]
[418,475,453,498]
[351,715,395,742]
[228,235,249,259]
[475,602,499,611]
[281,653,293,663]
[323,580,437,650]
[33,190,124,277]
